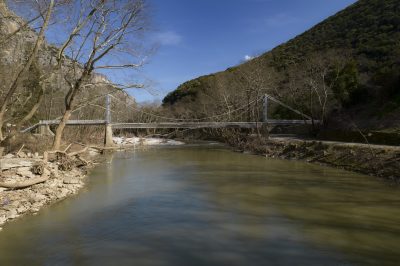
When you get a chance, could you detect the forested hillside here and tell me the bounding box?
[163,0,400,131]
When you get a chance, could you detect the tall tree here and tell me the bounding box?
[0,0,56,140]
[51,0,148,150]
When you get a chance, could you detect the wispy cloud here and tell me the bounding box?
[264,13,302,28]
[246,12,303,34]
[152,31,182,46]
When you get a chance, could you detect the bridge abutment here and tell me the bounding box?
[104,124,115,147]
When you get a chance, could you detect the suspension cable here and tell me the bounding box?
[109,94,264,122]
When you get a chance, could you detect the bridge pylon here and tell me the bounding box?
[104,94,115,147]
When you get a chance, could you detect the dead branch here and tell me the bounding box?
[16,144,25,156]
[63,143,73,153]
[68,146,88,157]
[0,175,49,189]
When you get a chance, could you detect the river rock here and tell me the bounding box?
[31,202,42,213]
[56,188,69,199]
[63,177,80,184]
[17,205,28,214]
[17,167,35,178]
[3,154,14,159]
[29,193,46,203]
[0,215,6,225]
[18,152,27,158]
[7,209,18,219]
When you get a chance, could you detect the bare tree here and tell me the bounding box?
[234,59,278,122]
[0,0,55,140]
[51,0,148,150]
[285,50,348,128]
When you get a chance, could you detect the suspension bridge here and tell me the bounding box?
[21,93,318,146]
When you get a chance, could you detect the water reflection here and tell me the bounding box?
[0,145,399,265]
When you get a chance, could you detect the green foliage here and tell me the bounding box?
[163,76,210,105]
[372,65,400,98]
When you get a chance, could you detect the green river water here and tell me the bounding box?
[0,144,399,265]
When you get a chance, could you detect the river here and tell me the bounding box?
[0,144,399,265]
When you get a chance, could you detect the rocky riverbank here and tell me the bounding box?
[234,136,400,182]
[0,149,99,230]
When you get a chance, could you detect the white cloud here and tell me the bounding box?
[153,31,182,46]
[244,55,254,61]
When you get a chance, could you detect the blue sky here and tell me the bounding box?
[125,0,358,103]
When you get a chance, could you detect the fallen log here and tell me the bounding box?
[68,147,88,157]
[0,175,49,189]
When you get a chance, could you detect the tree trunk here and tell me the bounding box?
[0,113,4,141]
[52,109,72,150]
[16,86,45,131]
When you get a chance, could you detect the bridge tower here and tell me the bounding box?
[104,94,115,147]
[261,94,270,137]
[263,94,268,123]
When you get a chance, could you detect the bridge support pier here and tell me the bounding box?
[262,95,270,139]
[104,94,116,147]
[38,123,54,136]
[260,124,269,138]
[104,124,115,147]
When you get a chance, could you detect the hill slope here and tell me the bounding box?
[163,0,400,130]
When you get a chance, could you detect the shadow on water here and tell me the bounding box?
[0,145,399,265]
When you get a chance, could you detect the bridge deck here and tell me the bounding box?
[112,120,314,129]
[22,119,316,133]
[21,120,107,133]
